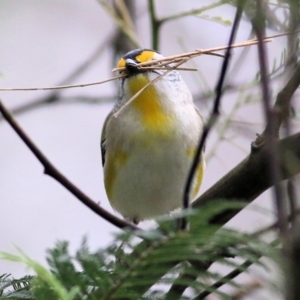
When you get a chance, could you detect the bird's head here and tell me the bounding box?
[117,49,164,76]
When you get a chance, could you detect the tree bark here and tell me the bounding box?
[193,132,300,225]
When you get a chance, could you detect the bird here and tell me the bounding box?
[101,49,205,224]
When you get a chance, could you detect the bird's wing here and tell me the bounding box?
[100,111,113,167]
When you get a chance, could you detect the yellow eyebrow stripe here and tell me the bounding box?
[135,50,155,63]
[117,50,155,68]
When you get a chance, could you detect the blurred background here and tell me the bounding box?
[0,2,299,296]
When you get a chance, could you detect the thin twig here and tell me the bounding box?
[252,61,300,143]
[148,0,161,50]
[180,0,247,230]
[1,31,298,93]
[286,0,300,76]
[0,75,124,92]
[112,38,273,72]
[1,38,276,93]
[230,281,262,300]
[193,132,300,225]
[289,220,300,300]
[112,0,137,58]
[103,234,167,300]
[253,207,300,237]
[113,59,188,118]
[0,100,141,232]
[141,66,198,71]
[287,177,298,225]
[97,0,140,48]
[159,1,225,23]
[0,96,113,120]
[194,259,253,299]
[194,238,279,299]
[129,132,300,298]
[252,0,289,242]
[228,29,255,80]
[165,265,198,300]
[112,31,299,73]
[58,33,116,88]
[0,33,115,120]
[0,66,195,93]
[284,0,300,232]
[114,0,136,34]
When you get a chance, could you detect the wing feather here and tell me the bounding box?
[100,111,113,167]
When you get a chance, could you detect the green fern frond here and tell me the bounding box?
[0,203,280,299]
[0,274,33,299]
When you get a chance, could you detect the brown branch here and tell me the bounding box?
[288,226,300,300]
[112,0,138,58]
[165,266,198,300]
[148,0,162,50]
[193,132,300,224]
[269,62,300,136]
[180,0,246,230]
[0,33,115,121]
[286,0,300,75]
[112,38,272,72]
[195,259,253,299]
[0,95,114,120]
[0,75,123,92]
[252,0,288,240]
[283,0,300,233]
[0,99,141,232]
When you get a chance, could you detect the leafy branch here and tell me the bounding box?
[0,207,279,299]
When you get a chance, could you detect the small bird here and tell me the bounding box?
[101,49,205,224]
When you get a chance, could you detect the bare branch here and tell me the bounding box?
[193,132,300,225]
[252,0,289,241]
[159,1,225,23]
[97,0,139,48]
[0,96,114,121]
[113,59,188,118]
[194,259,253,299]
[148,0,161,50]
[165,266,197,300]
[268,62,300,136]
[288,222,300,300]
[180,0,247,230]
[112,0,138,58]
[112,37,273,72]
[0,100,141,232]
[0,75,123,91]
[0,33,114,120]
[1,37,282,93]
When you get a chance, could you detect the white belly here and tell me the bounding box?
[107,137,194,221]
[103,77,204,222]
[104,105,203,222]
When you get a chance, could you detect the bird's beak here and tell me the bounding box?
[125,58,141,73]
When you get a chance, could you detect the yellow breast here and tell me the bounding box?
[127,74,173,132]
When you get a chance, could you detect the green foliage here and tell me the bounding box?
[1,1,298,299]
[0,274,33,299]
[1,204,280,299]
